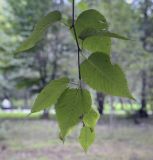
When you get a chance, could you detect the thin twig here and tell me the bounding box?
[71,0,82,88]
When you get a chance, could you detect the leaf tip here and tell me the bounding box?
[59,132,65,144]
[130,96,137,101]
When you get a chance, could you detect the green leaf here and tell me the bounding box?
[16,11,61,53]
[81,52,134,99]
[75,9,111,54]
[75,9,108,35]
[83,108,100,128]
[55,88,91,139]
[83,36,111,54]
[79,28,129,40]
[32,77,69,113]
[79,126,95,152]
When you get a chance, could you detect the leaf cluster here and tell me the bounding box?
[16,9,134,151]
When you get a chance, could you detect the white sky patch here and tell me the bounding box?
[126,0,133,4]
[64,0,132,4]
[63,0,81,4]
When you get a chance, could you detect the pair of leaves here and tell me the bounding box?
[54,86,100,151]
[75,9,129,54]
[79,108,100,152]
[75,9,111,54]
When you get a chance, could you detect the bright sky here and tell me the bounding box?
[126,0,133,4]
[63,0,133,4]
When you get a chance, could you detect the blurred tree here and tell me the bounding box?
[101,0,153,117]
[1,0,152,119]
[83,0,143,114]
[4,0,76,117]
[0,0,18,103]
[138,0,153,116]
[96,93,105,115]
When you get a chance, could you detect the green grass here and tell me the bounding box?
[0,102,151,120]
[105,103,140,110]
[0,103,144,119]
[0,111,41,119]
[0,118,153,160]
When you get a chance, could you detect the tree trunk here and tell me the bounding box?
[139,70,148,118]
[96,93,105,115]
[41,30,60,119]
[109,97,115,126]
[148,68,153,114]
[41,109,50,119]
[23,90,29,109]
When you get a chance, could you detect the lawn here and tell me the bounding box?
[0,103,143,120]
[0,117,153,160]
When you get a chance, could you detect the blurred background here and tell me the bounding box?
[0,0,153,159]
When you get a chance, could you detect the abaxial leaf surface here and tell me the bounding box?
[16,11,61,53]
[32,77,69,113]
[79,126,95,152]
[79,28,129,40]
[81,52,134,99]
[55,88,91,138]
